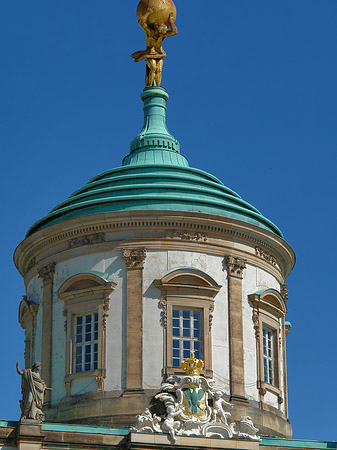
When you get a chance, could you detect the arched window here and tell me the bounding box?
[249,288,287,403]
[58,274,116,394]
[154,268,221,378]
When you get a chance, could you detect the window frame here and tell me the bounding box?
[249,288,287,399]
[154,268,221,378]
[58,274,116,395]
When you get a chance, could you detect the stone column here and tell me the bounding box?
[122,248,147,392]
[38,263,55,403]
[226,256,247,403]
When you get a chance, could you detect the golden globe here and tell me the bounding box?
[137,0,177,26]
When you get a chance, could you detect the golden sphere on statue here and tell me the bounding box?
[137,0,177,26]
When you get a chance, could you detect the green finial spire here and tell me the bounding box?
[122,86,189,167]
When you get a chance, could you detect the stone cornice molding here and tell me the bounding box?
[226,256,247,279]
[14,211,295,282]
[122,248,147,269]
[38,263,55,285]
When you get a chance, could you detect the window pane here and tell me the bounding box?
[183,341,191,349]
[173,328,180,337]
[172,309,179,318]
[173,319,179,327]
[183,328,190,337]
[173,349,179,358]
[183,311,190,319]
[173,339,179,349]
[173,358,180,367]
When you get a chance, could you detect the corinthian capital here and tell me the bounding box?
[122,248,147,269]
[226,256,246,279]
[38,263,56,284]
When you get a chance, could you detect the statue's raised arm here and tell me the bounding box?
[164,13,178,38]
[16,361,24,376]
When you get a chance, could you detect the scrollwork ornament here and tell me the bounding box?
[132,353,260,443]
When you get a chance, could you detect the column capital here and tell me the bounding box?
[38,263,55,285]
[226,256,246,279]
[122,248,147,269]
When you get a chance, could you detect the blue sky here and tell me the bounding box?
[1,0,336,441]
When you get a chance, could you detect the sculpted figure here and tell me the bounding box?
[161,404,183,443]
[154,392,183,442]
[211,391,233,425]
[16,361,49,422]
[132,6,178,87]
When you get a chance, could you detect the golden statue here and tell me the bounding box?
[132,0,178,87]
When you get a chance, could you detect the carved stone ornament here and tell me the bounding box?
[122,248,147,268]
[16,361,49,423]
[255,247,277,266]
[166,230,208,242]
[38,263,55,284]
[132,354,260,443]
[209,303,215,331]
[252,308,260,339]
[226,256,246,279]
[281,284,288,301]
[27,257,36,272]
[160,297,168,328]
[102,298,110,330]
[68,232,105,249]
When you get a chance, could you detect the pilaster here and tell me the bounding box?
[16,421,43,450]
[38,263,55,403]
[225,256,247,403]
[122,248,147,392]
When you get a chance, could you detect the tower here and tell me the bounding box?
[14,0,295,442]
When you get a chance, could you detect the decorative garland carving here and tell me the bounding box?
[38,263,55,284]
[160,297,168,328]
[226,256,246,279]
[166,230,208,242]
[252,308,260,339]
[255,247,277,266]
[68,232,105,249]
[209,303,215,331]
[102,298,110,330]
[281,284,288,300]
[122,248,147,268]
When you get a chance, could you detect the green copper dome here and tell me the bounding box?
[27,87,282,238]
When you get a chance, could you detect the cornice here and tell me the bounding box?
[14,211,295,284]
